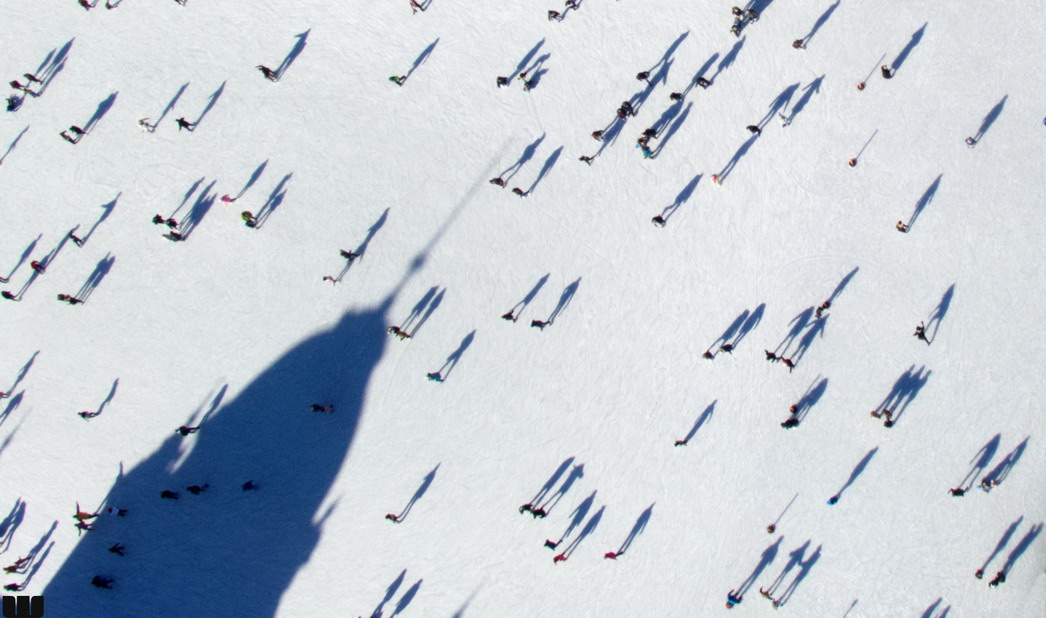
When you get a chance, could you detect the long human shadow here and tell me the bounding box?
[255,173,293,228]
[644,31,689,75]
[1000,523,1043,577]
[678,52,718,98]
[715,134,758,184]
[193,81,226,127]
[956,434,1000,490]
[630,58,673,113]
[81,194,120,245]
[614,503,653,555]
[169,177,205,221]
[827,267,859,304]
[92,378,120,416]
[235,160,268,200]
[540,463,584,514]
[390,579,422,617]
[0,499,26,553]
[651,99,685,136]
[4,351,39,395]
[401,287,438,332]
[759,83,799,128]
[499,134,545,181]
[793,377,828,423]
[178,180,218,239]
[784,75,823,125]
[801,0,840,46]
[774,307,814,355]
[891,23,927,74]
[371,569,406,618]
[920,598,950,618]
[394,464,439,522]
[924,283,954,343]
[791,314,828,363]
[676,400,715,446]
[275,30,310,79]
[508,38,544,81]
[181,385,227,429]
[74,254,115,302]
[504,273,548,321]
[712,309,750,351]
[973,95,1007,142]
[2,235,41,281]
[596,116,627,156]
[406,38,439,81]
[907,174,942,230]
[560,505,604,559]
[0,392,24,427]
[775,545,820,606]
[519,53,551,91]
[735,537,782,598]
[828,447,878,504]
[730,303,765,348]
[0,126,29,165]
[82,92,118,133]
[34,38,74,97]
[977,516,1023,575]
[709,37,746,84]
[547,278,580,324]
[651,102,692,157]
[745,0,778,15]
[155,82,188,127]
[525,457,575,508]
[982,437,1028,488]
[549,491,596,547]
[658,172,701,224]
[14,522,56,577]
[524,146,562,195]
[44,186,458,615]
[355,208,390,259]
[872,365,932,425]
[14,232,75,299]
[764,540,809,597]
[433,330,475,381]
[409,288,444,337]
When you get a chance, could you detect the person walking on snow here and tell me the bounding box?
[175,117,195,131]
[257,66,278,81]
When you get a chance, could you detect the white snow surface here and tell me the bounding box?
[1,0,1045,616]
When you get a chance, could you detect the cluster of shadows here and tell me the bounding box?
[327,208,389,284]
[78,379,119,420]
[0,500,58,594]
[370,569,423,618]
[674,400,715,446]
[166,178,218,240]
[505,39,545,83]
[704,303,765,357]
[758,540,822,607]
[781,376,828,428]
[501,273,548,322]
[597,31,689,154]
[794,0,840,49]
[494,134,562,197]
[251,173,293,229]
[397,286,446,338]
[0,352,38,435]
[919,597,950,618]
[41,183,467,615]
[503,277,580,328]
[4,229,84,301]
[869,365,932,427]
[8,38,73,112]
[956,435,1029,493]
[771,268,857,368]
[525,458,585,517]
[975,517,1043,582]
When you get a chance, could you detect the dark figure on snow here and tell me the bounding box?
[814,301,830,319]
[152,215,178,228]
[579,156,594,165]
[78,411,101,420]
[387,326,412,340]
[409,0,425,13]
[766,524,776,534]
[511,187,529,198]
[731,6,743,15]
[636,71,651,83]
[989,571,1006,587]
[91,576,114,589]
[531,319,549,330]
[310,404,333,413]
[164,231,185,242]
[257,66,278,82]
[914,322,928,342]
[69,231,85,246]
[426,372,444,382]
[109,543,125,556]
[949,487,965,497]
[340,249,359,261]
[792,40,805,50]
[187,484,209,495]
[881,65,893,79]
[674,439,687,446]
[241,211,258,228]
[501,310,516,322]
[9,80,36,96]
[29,260,45,274]
[519,504,534,515]
[531,507,548,518]
[385,513,401,523]
[781,417,799,429]
[58,293,85,305]
[496,76,510,88]
[548,10,562,21]
[620,101,635,115]
[160,490,179,500]
[176,426,200,436]
[702,351,714,360]
[553,553,567,563]
[746,125,761,136]
[3,583,23,591]
[242,480,258,491]
[781,358,795,372]
[726,590,743,608]
[61,126,85,144]
[696,77,711,89]
[1,292,19,302]
[652,215,666,227]
[106,507,128,516]
[175,117,195,131]
[896,221,909,233]
[592,130,605,141]
[489,177,506,187]
[544,539,560,549]
[604,551,619,560]
[389,75,407,86]
[746,9,758,20]
[765,350,778,362]
[6,95,23,112]
[719,344,734,354]
[669,92,683,101]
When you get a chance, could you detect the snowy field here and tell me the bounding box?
[1,0,1044,616]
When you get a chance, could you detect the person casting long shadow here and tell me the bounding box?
[827,447,878,504]
[427,330,475,382]
[675,401,715,446]
[502,273,548,322]
[608,503,653,558]
[545,491,595,549]
[553,506,604,563]
[388,464,439,523]
[522,457,574,513]
[539,463,584,515]
[370,569,406,618]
